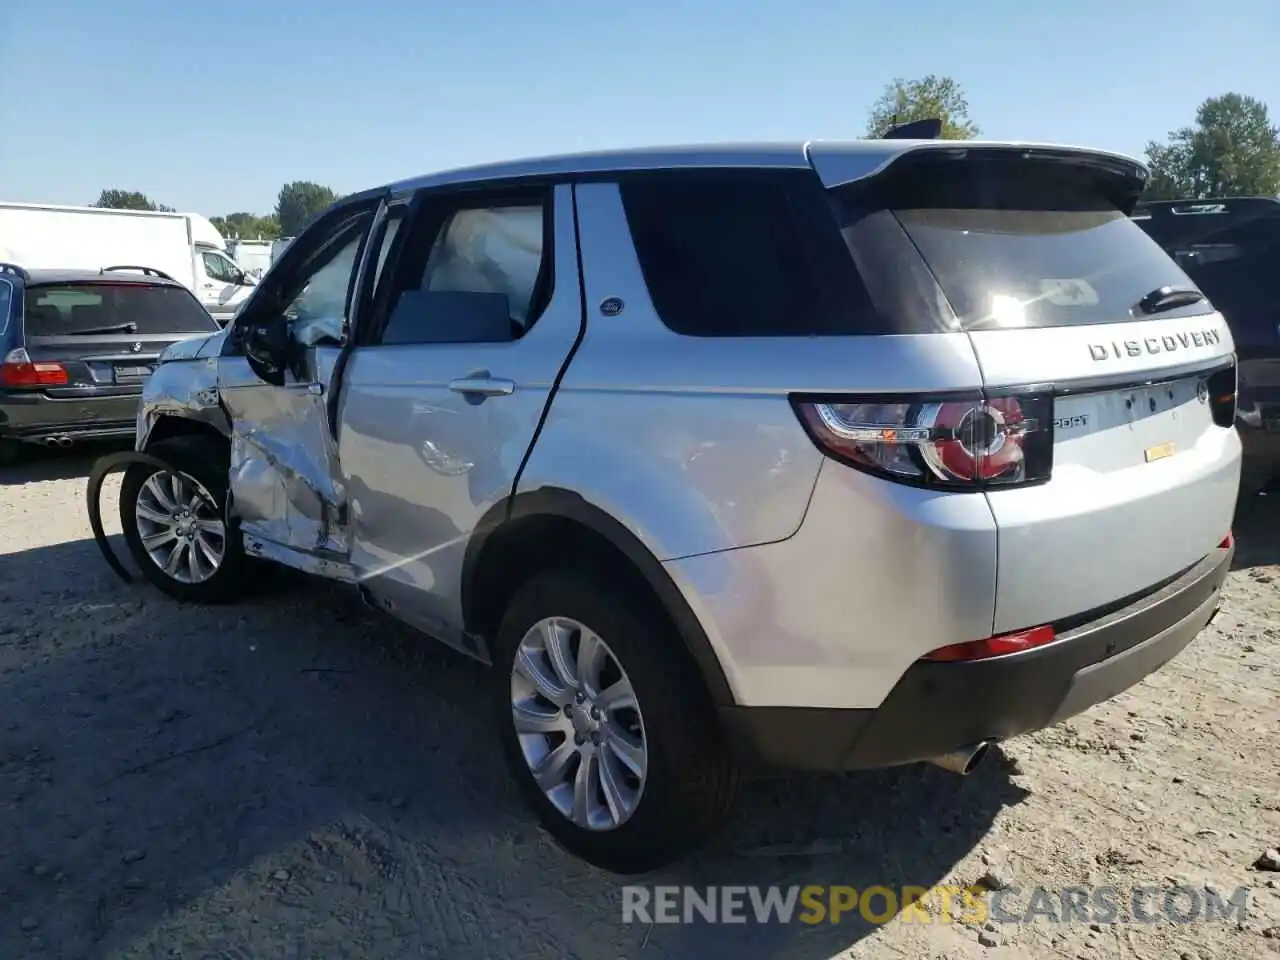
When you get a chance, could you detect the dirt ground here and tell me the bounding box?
[0,443,1276,960]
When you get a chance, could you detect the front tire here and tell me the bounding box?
[492,567,739,873]
[119,435,247,603]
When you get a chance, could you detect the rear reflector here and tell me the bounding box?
[1219,532,1233,549]
[1,348,69,388]
[923,625,1057,663]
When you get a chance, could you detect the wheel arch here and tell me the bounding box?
[462,487,736,706]
[143,413,229,452]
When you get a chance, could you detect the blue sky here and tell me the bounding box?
[2,0,1277,216]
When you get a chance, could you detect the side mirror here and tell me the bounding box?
[242,312,289,386]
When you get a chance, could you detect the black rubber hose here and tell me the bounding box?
[86,450,183,585]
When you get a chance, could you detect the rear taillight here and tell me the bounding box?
[792,391,1054,488]
[923,625,1056,662]
[1,348,69,388]
[1219,532,1233,549]
[1206,364,1237,428]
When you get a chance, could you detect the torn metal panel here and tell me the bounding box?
[226,389,349,554]
[136,355,230,449]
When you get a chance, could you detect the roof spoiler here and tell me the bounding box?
[882,117,942,140]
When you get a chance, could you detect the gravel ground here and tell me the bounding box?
[1,443,1277,960]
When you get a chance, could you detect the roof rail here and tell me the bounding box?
[0,262,29,281]
[100,265,176,282]
[882,117,943,140]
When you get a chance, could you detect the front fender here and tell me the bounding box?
[136,356,229,450]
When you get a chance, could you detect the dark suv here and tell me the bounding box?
[0,264,220,464]
[1132,197,1280,495]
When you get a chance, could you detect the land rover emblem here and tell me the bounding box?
[600,297,624,317]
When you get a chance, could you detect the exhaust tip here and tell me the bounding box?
[927,741,992,776]
[961,741,991,774]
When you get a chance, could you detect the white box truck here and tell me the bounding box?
[226,238,275,281]
[0,202,257,325]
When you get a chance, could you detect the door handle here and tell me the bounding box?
[448,375,516,398]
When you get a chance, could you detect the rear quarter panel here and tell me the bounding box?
[521,182,989,562]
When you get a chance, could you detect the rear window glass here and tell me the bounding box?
[23,283,218,336]
[835,153,1206,332]
[894,208,1202,330]
[620,174,877,336]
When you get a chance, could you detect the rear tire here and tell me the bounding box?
[120,435,248,603]
[491,566,740,874]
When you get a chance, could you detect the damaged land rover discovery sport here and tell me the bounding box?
[92,139,1241,873]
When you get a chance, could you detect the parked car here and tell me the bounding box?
[0,201,257,325]
[1132,197,1280,495]
[111,141,1239,873]
[0,264,220,463]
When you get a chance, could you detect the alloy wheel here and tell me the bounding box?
[134,469,226,584]
[509,617,649,831]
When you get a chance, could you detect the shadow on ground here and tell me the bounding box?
[1231,488,1280,570]
[0,535,1028,960]
[0,440,131,486]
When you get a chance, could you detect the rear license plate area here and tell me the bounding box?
[114,364,154,383]
[1052,378,1208,470]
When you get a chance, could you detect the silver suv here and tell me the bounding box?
[110,140,1241,873]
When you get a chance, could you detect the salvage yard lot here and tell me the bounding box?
[1,446,1277,960]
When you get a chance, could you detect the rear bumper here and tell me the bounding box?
[720,543,1232,772]
[0,391,140,442]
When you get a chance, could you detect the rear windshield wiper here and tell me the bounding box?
[1134,286,1206,317]
[66,322,138,335]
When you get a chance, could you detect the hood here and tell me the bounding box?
[158,326,229,364]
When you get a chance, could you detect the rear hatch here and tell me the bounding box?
[16,280,218,394]
[815,144,1240,631]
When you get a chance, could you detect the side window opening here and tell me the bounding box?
[285,217,373,347]
[203,251,238,284]
[376,195,551,346]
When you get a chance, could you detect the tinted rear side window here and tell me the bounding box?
[619,173,877,336]
[835,152,1205,332]
[23,283,218,336]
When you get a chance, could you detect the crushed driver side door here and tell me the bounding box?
[216,191,391,576]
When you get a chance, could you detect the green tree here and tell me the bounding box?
[866,75,980,140]
[93,189,175,212]
[275,181,338,236]
[211,212,282,240]
[1142,93,1280,201]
